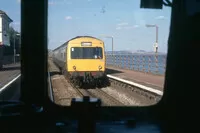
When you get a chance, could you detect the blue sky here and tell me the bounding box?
[0,0,21,31]
[1,0,171,53]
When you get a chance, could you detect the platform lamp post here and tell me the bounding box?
[146,24,158,53]
[14,33,20,64]
[99,35,114,56]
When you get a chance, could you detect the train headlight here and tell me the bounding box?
[73,66,76,70]
[99,65,102,69]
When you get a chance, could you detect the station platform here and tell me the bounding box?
[106,66,165,91]
[0,63,21,88]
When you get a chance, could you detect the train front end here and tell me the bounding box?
[66,37,106,87]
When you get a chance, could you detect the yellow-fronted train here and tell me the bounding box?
[52,36,108,88]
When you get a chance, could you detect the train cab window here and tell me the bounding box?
[71,47,103,59]
[95,47,103,59]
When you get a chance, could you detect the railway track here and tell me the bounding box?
[48,71,162,106]
[48,70,54,102]
[66,79,95,98]
[65,76,123,106]
[48,58,162,106]
[48,58,123,106]
[90,88,124,106]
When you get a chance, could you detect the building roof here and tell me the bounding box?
[0,10,13,22]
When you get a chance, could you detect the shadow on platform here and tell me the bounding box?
[105,68,123,74]
[1,66,21,71]
[49,71,62,76]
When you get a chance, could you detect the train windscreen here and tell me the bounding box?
[48,0,171,107]
[71,47,103,59]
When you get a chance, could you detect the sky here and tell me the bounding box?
[0,0,21,31]
[1,0,171,53]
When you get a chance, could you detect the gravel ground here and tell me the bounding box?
[101,86,155,106]
[87,89,124,106]
[48,59,81,106]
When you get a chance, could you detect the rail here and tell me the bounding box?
[48,70,54,102]
[105,53,166,75]
[0,74,21,100]
[0,74,21,93]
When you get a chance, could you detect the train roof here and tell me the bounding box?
[67,36,103,42]
[52,36,103,52]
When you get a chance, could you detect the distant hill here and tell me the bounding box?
[105,50,166,55]
[136,50,146,53]
[105,50,132,54]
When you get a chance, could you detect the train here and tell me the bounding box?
[52,36,107,87]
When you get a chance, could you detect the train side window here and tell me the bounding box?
[64,52,66,60]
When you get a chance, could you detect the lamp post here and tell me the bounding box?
[146,24,158,53]
[14,33,20,64]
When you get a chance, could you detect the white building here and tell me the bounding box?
[0,10,13,46]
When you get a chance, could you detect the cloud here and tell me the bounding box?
[116,27,122,30]
[133,11,146,27]
[155,15,166,20]
[17,0,20,3]
[124,25,139,29]
[48,1,56,5]
[138,20,146,27]
[48,0,72,5]
[66,2,72,5]
[75,17,80,19]
[65,16,72,20]
[133,25,139,28]
[117,22,128,26]
[116,21,140,30]
[116,18,121,21]
[116,25,139,30]
[63,0,72,5]
[13,22,20,25]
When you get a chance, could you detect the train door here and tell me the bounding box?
[65,46,67,71]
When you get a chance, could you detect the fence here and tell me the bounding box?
[3,55,20,65]
[105,53,167,75]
